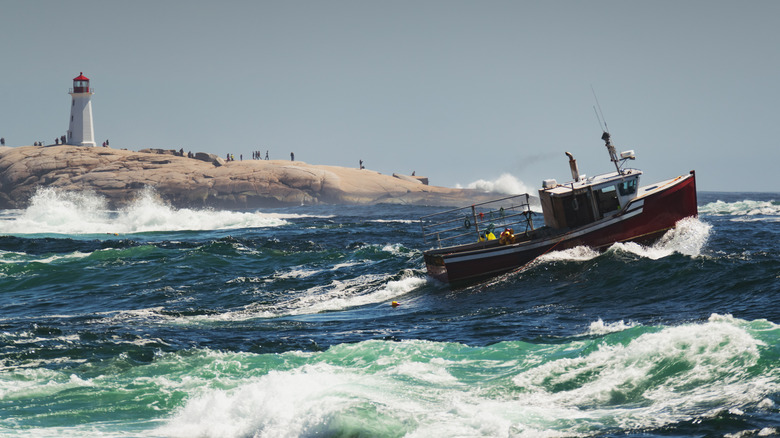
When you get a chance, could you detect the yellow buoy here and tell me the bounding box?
[391,301,399,307]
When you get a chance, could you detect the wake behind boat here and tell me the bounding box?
[420,131,698,284]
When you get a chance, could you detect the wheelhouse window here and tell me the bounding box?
[596,185,619,215]
[619,179,637,196]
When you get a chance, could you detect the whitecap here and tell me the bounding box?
[511,314,778,431]
[700,199,779,217]
[0,187,290,235]
[584,318,638,336]
[185,272,427,322]
[609,216,711,259]
[537,246,600,263]
[532,217,710,266]
[0,251,91,265]
[456,173,531,195]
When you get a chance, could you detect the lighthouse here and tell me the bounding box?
[67,72,96,146]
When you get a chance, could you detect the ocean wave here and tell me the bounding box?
[100,271,428,325]
[455,173,531,195]
[217,272,427,321]
[536,216,712,265]
[584,318,638,335]
[537,245,601,262]
[729,216,780,223]
[700,199,780,217]
[510,314,779,433]
[0,250,91,265]
[151,314,779,438]
[610,216,712,259]
[0,187,290,235]
[369,219,418,224]
[2,315,776,437]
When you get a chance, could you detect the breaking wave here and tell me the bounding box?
[0,187,290,235]
[152,314,779,438]
[456,173,531,195]
[538,216,712,263]
[700,199,780,222]
[183,272,426,322]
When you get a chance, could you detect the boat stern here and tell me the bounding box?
[423,252,449,283]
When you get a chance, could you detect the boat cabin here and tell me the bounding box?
[538,170,641,230]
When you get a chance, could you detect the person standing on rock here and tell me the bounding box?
[290,152,294,161]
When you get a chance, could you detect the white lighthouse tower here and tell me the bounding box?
[67,72,96,146]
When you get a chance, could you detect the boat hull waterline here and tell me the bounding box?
[423,171,697,284]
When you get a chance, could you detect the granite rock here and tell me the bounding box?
[0,145,500,210]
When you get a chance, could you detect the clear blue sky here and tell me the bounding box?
[2,1,778,192]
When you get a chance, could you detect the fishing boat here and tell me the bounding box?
[420,131,698,285]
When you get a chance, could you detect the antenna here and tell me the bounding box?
[591,85,609,133]
[593,105,604,133]
[591,86,622,174]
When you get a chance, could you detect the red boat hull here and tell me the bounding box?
[424,171,698,284]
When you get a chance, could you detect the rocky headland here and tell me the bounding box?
[0,145,499,210]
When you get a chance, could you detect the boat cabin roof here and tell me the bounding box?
[537,169,643,230]
[542,169,642,196]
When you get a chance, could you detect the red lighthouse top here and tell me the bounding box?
[72,72,90,93]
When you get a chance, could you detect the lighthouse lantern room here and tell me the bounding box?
[67,72,96,147]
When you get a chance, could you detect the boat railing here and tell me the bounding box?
[419,193,535,248]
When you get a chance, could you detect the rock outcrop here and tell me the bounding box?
[0,145,500,210]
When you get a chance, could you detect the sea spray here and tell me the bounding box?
[609,216,712,259]
[151,315,779,438]
[6,187,110,234]
[1,194,778,437]
[536,216,712,265]
[195,270,428,322]
[700,199,780,217]
[456,173,531,195]
[0,187,289,235]
[585,318,638,335]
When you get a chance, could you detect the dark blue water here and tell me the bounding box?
[0,188,778,437]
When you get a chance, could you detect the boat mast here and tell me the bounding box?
[601,131,623,174]
[591,88,623,175]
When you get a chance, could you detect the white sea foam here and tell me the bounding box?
[612,216,711,259]
[537,216,712,264]
[584,318,638,335]
[7,316,768,438]
[537,246,601,262]
[700,199,779,217]
[700,199,780,223]
[380,243,415,257]
[0,187,289,235]
[0,250,91,265]
[0,367,93,399]
[456,173,531,195]
[512,314,778,432]
[177,272,427,323]
[158,362,396,438]
[729,216,780,223]
[156,316,779,438]
[266,274,426,317]
[370,219,417,224]
[256,275,427,317]
[158,347,514,438]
